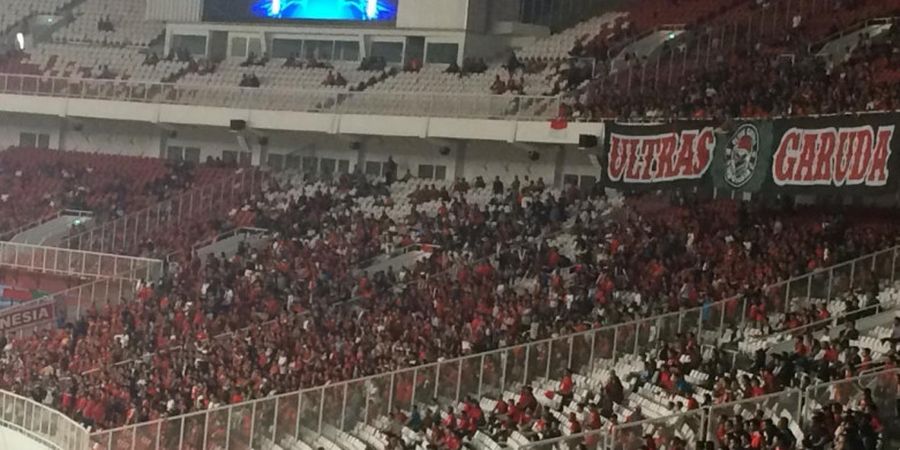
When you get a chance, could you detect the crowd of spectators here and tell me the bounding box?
[389,313,898,450]
[1,164,899,437]
[0,148,223,236]
[563,2,900,121]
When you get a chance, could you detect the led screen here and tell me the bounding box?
[249,0,398,21]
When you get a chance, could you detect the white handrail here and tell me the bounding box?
[0,390,90,450]
[0,73,562,121]
[0,240,163,280]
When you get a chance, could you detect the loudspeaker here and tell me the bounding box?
[438,146,451,156]
[349,141,362,150]
[258,136,269,146]
[528,151,540,161]
[578,134,598,149]
[230,119,247,131]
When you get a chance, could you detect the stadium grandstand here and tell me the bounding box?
[0,0,898,450]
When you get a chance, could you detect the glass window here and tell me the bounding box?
[285,154,301,170]
[37,134,51,149]
[302,157,318,174]
[337,159,351,174]
[434,165,447,181]
[365,161,383,176]
[248,38,263,57]
[370,41,403,64]
[271,39,303,59]
[417,164,434,179]
[230,37,247,58]
[166,146,183,161]
[320,158,336,174]
[306,40,334,60]
[335,41,360,61]
[18,133,36,148]
[171,35,208,57]
[425,43,459,64]
[222,150,238,164]
[184,147,201,164]
[268,153,284,170]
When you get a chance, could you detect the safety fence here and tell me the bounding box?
[0,240,163,280]
[0,73,561,121]
[0,390,90,450]
[519,369,898,450]
[0,277,139,338]
[86,243,900,450]
[62,169,266,255]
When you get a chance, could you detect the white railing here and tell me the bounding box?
[520,368,899,450]
[86,244,900,450]
[191,226,270,252]
[63,169,266,255]
[0,73,562,121]
[0,240,163,280]
[0,277,139,338]
[0,390,90,450]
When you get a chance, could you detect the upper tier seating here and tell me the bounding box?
[23,43,188,81]
[0,0,71,35]
[50,0,164,46]
[0,147,236,235]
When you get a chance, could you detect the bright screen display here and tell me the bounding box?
[249,0,398,21]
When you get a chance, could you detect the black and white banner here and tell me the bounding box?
[603,113,900,194]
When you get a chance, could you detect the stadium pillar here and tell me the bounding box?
[552,145,565,187]
[58,117,68,152]
[453,141,467,179]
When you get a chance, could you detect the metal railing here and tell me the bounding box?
[0,240,163,280]
[0,73,562,121]
[0,209,93,241]
[190,226,270,252]
[62,169,266,255]
[86,244,900,450]
[522,368,898,450]
[0,277,139,338]
[0,390,90,450]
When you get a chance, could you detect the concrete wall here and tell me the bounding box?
[0,106,601,187]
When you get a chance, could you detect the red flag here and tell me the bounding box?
[549,117,568,130]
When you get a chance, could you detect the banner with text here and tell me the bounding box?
[768,113,898,192]
[0,300,55,335]
[603,121,716,188]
